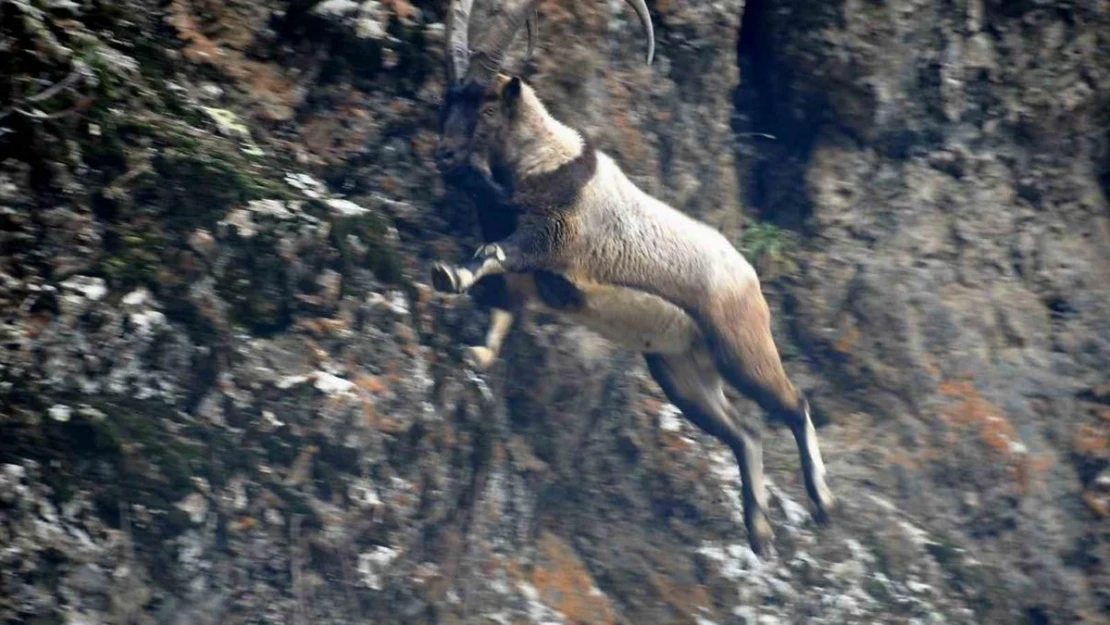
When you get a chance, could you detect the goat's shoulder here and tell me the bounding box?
[509,138,598,216]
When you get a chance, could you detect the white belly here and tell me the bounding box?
[533,281,702,354]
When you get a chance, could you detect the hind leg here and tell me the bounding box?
[787,396,835,523]
[645,351,774,556]
[700,287,836,523]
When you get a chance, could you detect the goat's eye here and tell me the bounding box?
[483,107,496,117]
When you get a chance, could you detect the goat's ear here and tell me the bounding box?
[503,76,522,107]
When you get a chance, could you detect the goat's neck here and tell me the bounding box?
[500,106,585,183]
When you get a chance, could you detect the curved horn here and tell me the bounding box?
[465,0,545,87]
[524,9,538,64]
[622,0,654,66]
[464,0,656,87]
[445,0,476,85]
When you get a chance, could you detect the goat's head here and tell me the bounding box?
[436,74,523,172]
[434,0,654,172]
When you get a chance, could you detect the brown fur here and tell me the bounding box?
[701,283,804,418]
[491,139,597,260]
[498,138,598,213]
[433,72,836,557]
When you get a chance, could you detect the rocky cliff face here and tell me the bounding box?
[1,0,1108,624]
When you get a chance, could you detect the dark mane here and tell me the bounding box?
[495,137,598,215]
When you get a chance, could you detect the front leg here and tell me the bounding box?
[430,245,503,295]
[431,233,546,295]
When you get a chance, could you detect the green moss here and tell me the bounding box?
[85,46,127,102]
[148,145,284,225]
[42,399,206,515]
[87,102,300,291]
[78,64,295,226]
[101,230,166,286]
[739,218,800,280]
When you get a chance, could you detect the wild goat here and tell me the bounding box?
[431,0,834,556]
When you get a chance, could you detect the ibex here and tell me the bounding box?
[432,0,834,556]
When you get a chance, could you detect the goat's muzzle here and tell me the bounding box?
[434,105,474,172]
[434,141,466,173]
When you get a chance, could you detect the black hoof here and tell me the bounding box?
[748,535,779,561]
[813,496,837,527]
[747,514,775,559]
[431,263,461,294]
[748,536,765,558]
[813,506,832,527]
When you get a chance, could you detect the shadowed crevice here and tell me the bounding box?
[732,0,828,232]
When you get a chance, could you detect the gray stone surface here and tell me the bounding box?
[1,0,1108,623]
